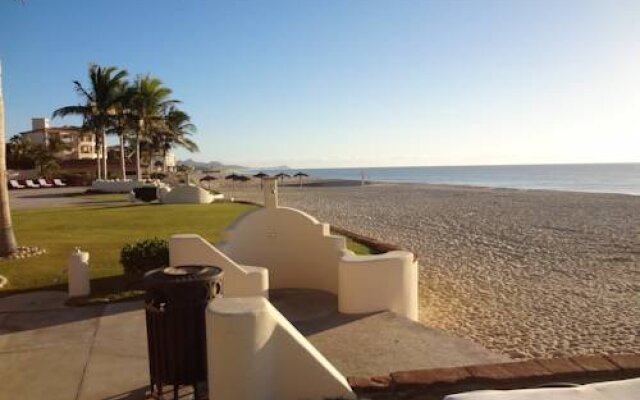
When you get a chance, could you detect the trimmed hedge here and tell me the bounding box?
[120,238,169,279]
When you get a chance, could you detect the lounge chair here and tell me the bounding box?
[25,180,40,188]
[9,180,25,189]
[38,179,53,188]
[53,179,67,187]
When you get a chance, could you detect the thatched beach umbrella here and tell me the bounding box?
[225,173,244,181]
[275,172,291,182]
[293,171,309,187]
[253,171,269,179]
[225,173,248,195]
[199,174,217,190]
[253,171,269,189]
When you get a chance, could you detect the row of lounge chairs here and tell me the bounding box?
[9,179,67,189]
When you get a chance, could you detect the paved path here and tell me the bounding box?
[0,292,148,400]
[0,290,507,400]
[271,289,508,376]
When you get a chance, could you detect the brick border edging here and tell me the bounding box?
[347,354,640,396]
[330,225,409,256]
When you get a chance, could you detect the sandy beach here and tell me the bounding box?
[231,180,640,359]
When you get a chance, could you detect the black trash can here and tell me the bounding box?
[143,265,223,400]
[133,186,159,202]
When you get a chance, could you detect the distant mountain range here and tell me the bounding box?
[177,159,291,171]
[177,159,246,171]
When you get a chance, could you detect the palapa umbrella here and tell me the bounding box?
[275,172,291,182]
[293,171,309,187]
[225,173,248,196]
[253,171,269,189]
[199,174,217,190]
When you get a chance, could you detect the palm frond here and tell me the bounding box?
[52,105,89,119]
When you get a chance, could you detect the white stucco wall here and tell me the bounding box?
[218,206,346,294]
[91,179,167,194]
[160,185,214,204]
[168,177,418,319]
[213,178,419,320]
[206,297,355,400]
[169,234,268,298]
[339,250,419,320]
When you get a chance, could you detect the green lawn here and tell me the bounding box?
[0,194,373,299]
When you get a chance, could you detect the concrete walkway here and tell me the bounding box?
[0,291,148,400]
[271,289,508,376]
[0,290,507,399]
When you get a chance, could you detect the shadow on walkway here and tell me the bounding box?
[0,275,143,335]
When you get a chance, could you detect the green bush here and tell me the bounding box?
[150,172,167,180]
[61,172,92,186]
[120,238,169,279]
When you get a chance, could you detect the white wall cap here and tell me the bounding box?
[341,250,415,263]
[208,296,270,316]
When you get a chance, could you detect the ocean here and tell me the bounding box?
[261,163,640,195]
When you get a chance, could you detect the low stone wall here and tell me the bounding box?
[91,179,162,193]
[348,354,640,399]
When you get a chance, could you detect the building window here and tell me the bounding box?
[81,146,92,153]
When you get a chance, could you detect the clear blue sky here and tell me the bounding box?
[1,0,639,168]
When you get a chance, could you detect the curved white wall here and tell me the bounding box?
[218,207,346,294]
[160,185,214,204]
[168,178,419,320]
[339,250,419,320]
[207,297,355,400]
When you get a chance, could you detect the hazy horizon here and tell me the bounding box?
[215,160,640,170]
[1,0,639,168]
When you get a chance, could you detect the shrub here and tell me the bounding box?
[61,172,92,186]
[40,160,61,179]
[120,238,169,280]
[150,172,167,180]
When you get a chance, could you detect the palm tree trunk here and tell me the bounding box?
[0,63,18,256]
[95,133,102,180]
[120,134,126,180]
[162,148,167,173]
[102,129,108,179]
[136,132,141,181]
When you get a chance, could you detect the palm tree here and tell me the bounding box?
[53,64,128,180]
[109,81,135,179]
[0,62,18,256]
[150,106,199,172]
[128,75,176,180]
[7,135,36,169]
[30,135,71,177]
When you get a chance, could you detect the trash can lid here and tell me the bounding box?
[142,265,223,288]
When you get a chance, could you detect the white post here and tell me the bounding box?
[68,247,90,298]
[263,177,278,209]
